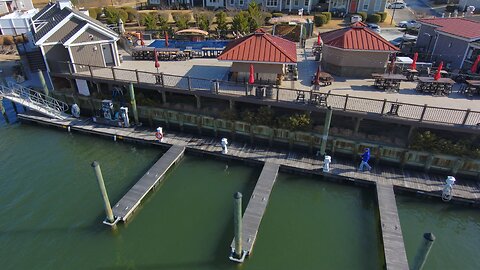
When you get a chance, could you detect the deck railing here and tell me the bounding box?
[53,61,480,129]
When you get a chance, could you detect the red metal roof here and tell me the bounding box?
[320,22,399,51]
[419,17,480,40]
[218,30,297,63]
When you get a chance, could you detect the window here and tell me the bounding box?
[286,0,290,5]
[266,0,278,6]
[374,0,382,11]
[230,0,234,4]
[363,3,369,10]
[239,0,244,5]
[304,0,309,6]
[294,0,299,6]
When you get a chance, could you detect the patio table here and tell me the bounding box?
[415,77,455,96]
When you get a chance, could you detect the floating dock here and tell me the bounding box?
[376,183,409,270]
[230,162,279,260]
[109,145,185,225]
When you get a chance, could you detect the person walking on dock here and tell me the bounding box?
[359,148,372,172]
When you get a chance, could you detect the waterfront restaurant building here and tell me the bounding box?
[320,22,399,78]
[217,29,297,84]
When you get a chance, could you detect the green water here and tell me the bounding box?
[398,196,480,270]
[1,110,479,269]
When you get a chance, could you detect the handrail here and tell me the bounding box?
[52,61,480,128]
[2,82,69,116]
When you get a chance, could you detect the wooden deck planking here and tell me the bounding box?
[376,182,409,270]
[17,113,480,204]
[231,162,280,255]
[112,145,185,222]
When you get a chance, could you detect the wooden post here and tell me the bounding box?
[128,83,139,124]
[160,72,165,87]
[461,109,470,125]
[111,67,116,81]
[37,69,49,96]
[380,99,387,115]
[135,69,140,83]
[195,95,201,109]
[229,99,235,110]
[187,76,192,91]
[353,117,362,136]
[233,192,243,259]
[161,91,167,104]
[343,94,349,111]
[88,65,93,77]
[0,97,9,123]
[419,104,428,122]
[319,107,333,156]
[412,233,436,270]
[91,161,115,224]
[276,86,280,102]
[424,154,434,172]
[451,158,464,176]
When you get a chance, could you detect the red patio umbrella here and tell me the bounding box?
[434,61,443,81]
[317,34,322,46]
[165,31,169,47]
[470,55,480,73]
[154,48,160,72]
[248,64,255,84]
[410,52,418,70]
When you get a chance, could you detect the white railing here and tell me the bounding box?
[0,82,69,119]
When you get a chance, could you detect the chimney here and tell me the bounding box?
[57,0,73,10]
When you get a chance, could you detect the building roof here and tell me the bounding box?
[320,22,399,51]
[31,2,117,43]
[419,17,480,40]
[217,29,297,64]
[175,28,209,36]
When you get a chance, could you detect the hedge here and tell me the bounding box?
[357,11,367,22]
[314,14,327,27]
[320,12,331,23]
[376,11,387,22]
[367,14,381,23]
[272,12,283,18]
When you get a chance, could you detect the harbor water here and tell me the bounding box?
[1,102,479,269]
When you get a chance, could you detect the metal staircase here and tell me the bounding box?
[0,82,70,120]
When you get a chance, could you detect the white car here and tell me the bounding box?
[398,20,421,29]
[387,1,407,9]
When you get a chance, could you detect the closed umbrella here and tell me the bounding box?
[154,48,160,72]
[140,32,145,47]
[165,31,169,47]
[434,61,443,81]
[314,65,321,86]
[388,56,396,74]
[317,34,322,46]
[470,55,480,73]
[248,64,255,84]
[410,52,418,70]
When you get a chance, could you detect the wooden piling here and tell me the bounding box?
[233,192,243,259]
[91,161,115,224]
[319,107,332,156]
[412,233,436,270]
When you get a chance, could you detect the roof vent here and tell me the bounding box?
[57,0,73,10]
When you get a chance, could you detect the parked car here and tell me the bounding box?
[351,14,362,23]
[398,20,421,29]
[367,23,381,33]
[387,1,407,9]
[389,35,417,46]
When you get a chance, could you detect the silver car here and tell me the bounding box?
[387,1,407,9]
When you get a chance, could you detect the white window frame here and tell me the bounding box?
[239,0,244,5]
[286,0,290,5]
[363,3,369,11]
[230,0,234,4]
[266,0,278,6]
[294,0,299,6]
[304,0,308,6]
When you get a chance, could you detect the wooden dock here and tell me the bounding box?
[231,162,279,257]
[16,113,480,207]
[111,145,185,224]
[376,183,409,270]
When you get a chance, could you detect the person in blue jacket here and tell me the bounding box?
[359,148,372,171]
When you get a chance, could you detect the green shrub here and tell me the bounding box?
[277,113,311,131]
[320,12,331,23]
[104,7,128,24]
[172,12,190,30]
[445,4,458,12]
[121,7,138,22]
[88,8,102,20]
[376,11,387,22]
[409,131,480,158]
[357,12,367,22]
[139,13,158,30]
[272,12,283,18]
[367,14,381,23]
[264,12,272,24]
[314,14,327,27]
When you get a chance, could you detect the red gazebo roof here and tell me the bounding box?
[218,29,297,64]
[320,22,399,51]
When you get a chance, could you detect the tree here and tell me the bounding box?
[197,14,210,31]
[157,13,169,31]
[247,1,263,32]
[104,7,128,25]
[232,11,250,34]
[121,7,138,22]
[140,13,158,30]
[215,11,229,36]
[172,12,190,30]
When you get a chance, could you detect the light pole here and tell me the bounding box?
[390,4,397,25]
